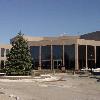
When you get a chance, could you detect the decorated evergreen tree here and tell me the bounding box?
[5,32,32,75]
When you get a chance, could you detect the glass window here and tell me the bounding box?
[41,45,51,60]
[87,45,95,68]
[1,60,4,69]
[30,46,39,69]
[1,48,5,57]
[41,60,51,69]
[30,46,39,60]
[53,45,63,60]
[96,46,100,68]
[87,46,95,59]
[64,45,75,70]
[78,45,86,69]
[6,49,9,57]
[41,45,51,69]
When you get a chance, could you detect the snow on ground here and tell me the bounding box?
[0,73,100,100]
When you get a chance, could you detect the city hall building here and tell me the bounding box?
[1,31,100,71]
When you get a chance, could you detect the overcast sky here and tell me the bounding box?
[0,0,100,43]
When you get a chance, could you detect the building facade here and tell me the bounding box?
[28,35,100,70]
[1,31,100,71]
[0,44,12,70]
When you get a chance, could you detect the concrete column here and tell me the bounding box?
[63,44,65,66]
[75,44,79,70]
[86,45,88,69]
[51,45,53,70]
[94,46,96,67]
[39,46,41,69]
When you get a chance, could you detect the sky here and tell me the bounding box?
[0,0,100,43]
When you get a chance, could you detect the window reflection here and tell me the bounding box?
[41,46,51,60]
[30,46,39,69]
[1,48,5,57]
[6,49,9,57]
[41,46,51,69]
[53,45,63,69]
[53,45,63,60]
[41,60,51,69]
[64,45,75,70]
[78,45,86,69]
[96,46,100,68]
[87,45,95,68]
[1,60,4,69]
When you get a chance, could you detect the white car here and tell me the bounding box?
[92,68,100,72]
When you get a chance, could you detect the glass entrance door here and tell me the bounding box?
[53,60,62,69]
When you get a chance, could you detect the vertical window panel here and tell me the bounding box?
[1,48,5,57]
[64,45,75,70]
[30,46,39,69]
